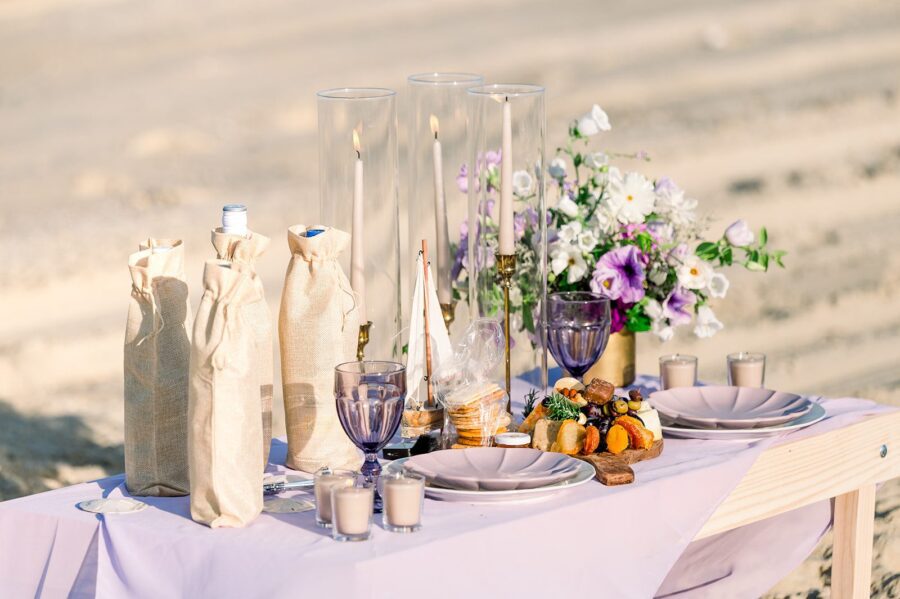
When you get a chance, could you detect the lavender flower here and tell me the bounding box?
[662,287,696,326]
[590,245,646,303]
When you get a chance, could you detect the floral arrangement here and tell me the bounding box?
[451,105,785,342]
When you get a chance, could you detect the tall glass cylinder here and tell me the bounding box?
[404,73,483,338]
[318,88,401,361]
[466,84,547,392]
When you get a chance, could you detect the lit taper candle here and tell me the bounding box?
[430,115,451,304]
[351,129,367,324]
[498,97,514,255]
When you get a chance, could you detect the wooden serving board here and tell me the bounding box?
[576,440,664,486]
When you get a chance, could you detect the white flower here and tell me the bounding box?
[550,245,588,284]
[558,221,582,244]
[693,305,724,338]
[644,299,664,320]
[589,206,617,236]
[708,272,729,298]
[607,172,656,224]
[725,219,755,247]
[584,152,608,169]
[655,181,697,226]
[577,230,598,253]
[512,170,534,196]
[549,157,567,180]
[557,196,579,218]
[575,105,611,136]
[648,265,668,286]
[652,321,675,342]
[593,165,621,188]
[677,255,713,290]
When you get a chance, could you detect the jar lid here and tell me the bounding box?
[494,432,531,446]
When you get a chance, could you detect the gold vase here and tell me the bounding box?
[582,329,636,387]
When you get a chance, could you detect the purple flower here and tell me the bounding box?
[590,245,646,304]
[610,301,629,334]
[662,287,696,326]
[514,212,525,240]
[484,150,502,167]
[456,164,469,194]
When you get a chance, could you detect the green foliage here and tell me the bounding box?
[522,388,539,419]
[544,393,582,421]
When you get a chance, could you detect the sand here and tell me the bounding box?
[0,0,898,594]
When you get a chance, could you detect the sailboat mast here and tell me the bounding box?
[421,240,436,408]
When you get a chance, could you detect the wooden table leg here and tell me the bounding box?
[832,483,876,599]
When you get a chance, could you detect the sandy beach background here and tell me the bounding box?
[1,0,898,594]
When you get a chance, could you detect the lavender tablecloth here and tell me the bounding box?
[0,375,893,599]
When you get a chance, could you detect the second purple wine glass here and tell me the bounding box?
[334,361,406,513]
[546,292,611,380]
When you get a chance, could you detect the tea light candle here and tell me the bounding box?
[331,485,374,541]
[659,354,698,390]
[313,469,355,528]
[728,352,766,388]
[382,472,425,532]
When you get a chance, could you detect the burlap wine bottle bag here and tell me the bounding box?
[189,260,265,528]
[124,238,191,497]
[211,228,273,469]
[279,225,362,473]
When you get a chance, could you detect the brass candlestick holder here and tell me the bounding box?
[496,253,516,412]
[439,301,456,332]
[356,321,372,361]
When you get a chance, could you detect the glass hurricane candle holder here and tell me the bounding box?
[404,73,484,339]
[313,469,356,529]
[466,84,547,392]
[659,354,698,390]
[331,483,375,542]
[317,88,402,360]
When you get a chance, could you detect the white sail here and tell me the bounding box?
[405,254,453,408]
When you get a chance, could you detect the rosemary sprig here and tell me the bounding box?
[544,393,582,421]
[522,388,539,419]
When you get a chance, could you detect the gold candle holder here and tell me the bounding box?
[496,253,516,412]
[439,302,456,332]
[356,321,372,361]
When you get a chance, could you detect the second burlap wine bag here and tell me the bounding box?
[124,238,191,497]
[211,228,273,469]
[189,260,265,528]
[279,225,362,473]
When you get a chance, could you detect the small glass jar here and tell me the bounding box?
[313,469,356,529]
[727,352,766,388]
[493,432,531,448]
[659,354,698,390]
[331,484,375,542]
[380,471,425,533]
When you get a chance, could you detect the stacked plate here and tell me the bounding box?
[388,447,595,503]
[649,386,825,440]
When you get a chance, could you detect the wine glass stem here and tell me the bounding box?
[361,453,383,513]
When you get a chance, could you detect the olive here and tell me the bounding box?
[613,399,629,414]
[541,396,552,408]
[627,400,642,412]
[601,403,611,416]
[595,417,612,436]
[581,403,603,419]
[585,417,601,429]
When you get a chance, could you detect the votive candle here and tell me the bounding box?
[659,354,698,390]
[727,352,766,388]
[314,469,355,528]
[331,485,374,541]
[382,472,425,533]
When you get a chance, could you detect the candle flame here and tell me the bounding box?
[352,129,361,154]
[429,114,439,138]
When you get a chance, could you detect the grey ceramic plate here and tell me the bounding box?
[649,386,812,429]
[660,401,826,440]
[402,447,581,491]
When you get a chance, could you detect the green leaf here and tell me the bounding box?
[635,232,653,254]
[746,260,766,272]
[721,246,733,266]
[759,227,768,247]
[695,242,719,261]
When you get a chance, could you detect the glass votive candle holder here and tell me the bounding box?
[727,352,766,388]
[331,484,375,542]
[659,354,698,390]
[381,472,425,533]
[314,469,356,529]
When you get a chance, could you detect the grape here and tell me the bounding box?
[581,403,604,420]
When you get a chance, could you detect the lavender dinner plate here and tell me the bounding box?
[649,386,812,429]
[402,448,581,491]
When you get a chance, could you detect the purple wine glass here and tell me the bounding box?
[546,292,611,380]
[334,361,406,513]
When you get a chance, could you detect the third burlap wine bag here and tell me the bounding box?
[189,260,265,528]
[279,226,362,473]
[211,228,273,469]
[124,238,191,497]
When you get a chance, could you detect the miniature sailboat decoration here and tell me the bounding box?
[403,241,453,432]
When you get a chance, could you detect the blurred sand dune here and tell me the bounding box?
[0,0,898,594]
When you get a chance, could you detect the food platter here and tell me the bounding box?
[660,401,826,440]
[385,457,597,503]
